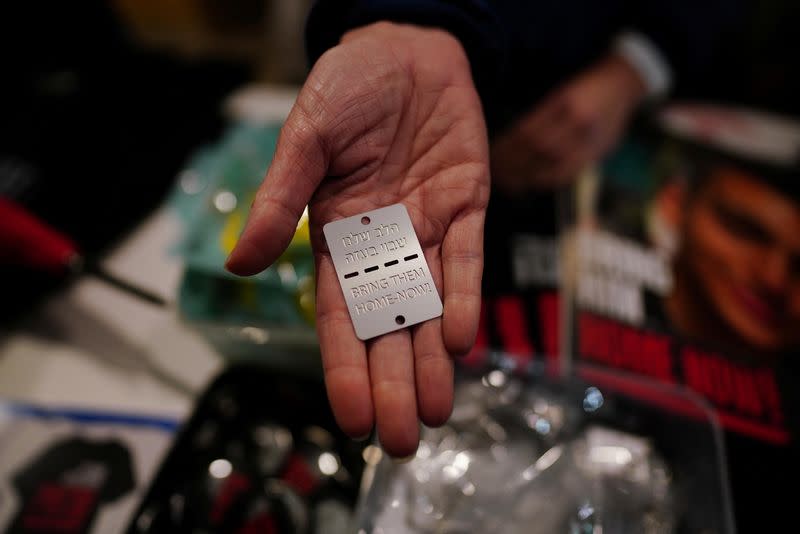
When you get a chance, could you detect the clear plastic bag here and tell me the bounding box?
[355,367,733,534]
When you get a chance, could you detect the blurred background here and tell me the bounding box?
[0,1,798,533]
[1,0,312,319]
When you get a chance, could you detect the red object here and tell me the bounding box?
[0,197,79,274]
[209,472,252,525]
[280,453,319,496]
[538,291,561,376]
[236,513,279,534]
[462,300,490,368]
[22,483,98,533]
[494,296,535,367]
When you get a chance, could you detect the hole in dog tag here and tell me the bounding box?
[323,204,443,340]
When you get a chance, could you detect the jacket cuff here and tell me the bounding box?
[614,31,673,99]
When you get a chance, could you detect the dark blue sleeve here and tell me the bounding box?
[304,1,746,134]
[305,0,507,123]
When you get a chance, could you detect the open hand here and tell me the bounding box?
[225,23,490,457]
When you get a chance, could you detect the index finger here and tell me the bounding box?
[226,98,329,276]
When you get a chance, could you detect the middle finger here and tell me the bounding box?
[368,329,419,457]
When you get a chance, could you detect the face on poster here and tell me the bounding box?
[663,165,800,358]
[574,106,800,364]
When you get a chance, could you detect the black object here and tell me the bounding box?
[84,262,168,308]
[0,1,247,322]
[9,438,135,534]
[127,365,367,534]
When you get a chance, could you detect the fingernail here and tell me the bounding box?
[224,248,245,274]
[392,453,416,464]
[352,433,372,443]
[224,255,235,272]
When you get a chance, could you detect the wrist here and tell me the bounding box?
[341,22,474,85]
[342,21,464,53]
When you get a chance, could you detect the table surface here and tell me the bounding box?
[0,83,302,422]
[0,207,222,421]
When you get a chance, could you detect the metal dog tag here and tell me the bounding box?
[323,203,443,340]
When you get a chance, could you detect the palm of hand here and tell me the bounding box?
[227,23,489,457]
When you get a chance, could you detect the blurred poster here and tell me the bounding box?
[565,104,800,530]
[464,182,564,373]
[0,402,176,534]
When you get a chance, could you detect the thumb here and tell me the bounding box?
[225,104,328,276]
